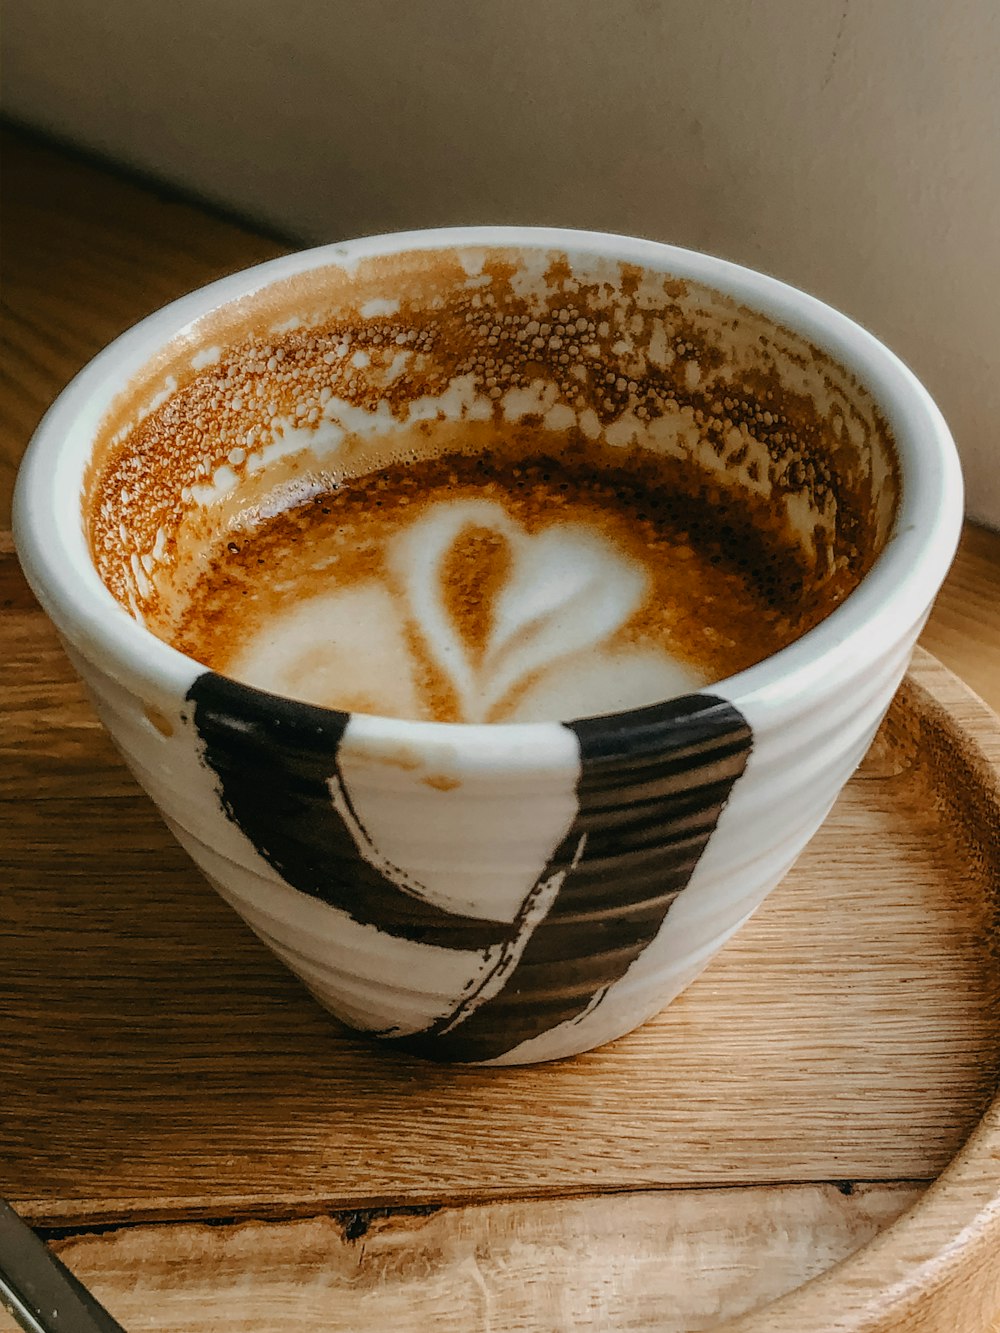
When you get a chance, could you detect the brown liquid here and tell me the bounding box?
[166,428,851,722]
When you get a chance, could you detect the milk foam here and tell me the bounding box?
[225,497,705,723]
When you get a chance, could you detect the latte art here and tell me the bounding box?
[227,498,704,723]
[167,433,819,723]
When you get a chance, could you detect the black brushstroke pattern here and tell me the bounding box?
[188,674,750,1063]
[387,694,751,1061]
[186,674,510,952]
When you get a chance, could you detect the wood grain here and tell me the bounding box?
[17,1185,919,1333]
[3,535,999,1237]
[0,126,285,525]
[922,523,1000,718]
[2,126,999,1329]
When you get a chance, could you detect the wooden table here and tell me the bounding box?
[3,125,1000,1330]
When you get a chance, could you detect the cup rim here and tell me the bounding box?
[12,225,964,737]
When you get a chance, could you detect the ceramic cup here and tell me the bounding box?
[13,228,963,1064]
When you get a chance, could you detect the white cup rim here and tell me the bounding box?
[12,225,963,739]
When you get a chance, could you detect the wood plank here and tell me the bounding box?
[0,125,287,526]
[0,1184,921,1333]
[921,523,1000,717]
[720,1104,1000,1332]
[2,551,998,1223]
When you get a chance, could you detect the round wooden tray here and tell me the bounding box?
[3,520,999,1331]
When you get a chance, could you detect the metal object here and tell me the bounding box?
[0,1199,125,1333]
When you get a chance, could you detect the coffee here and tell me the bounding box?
[162,423,826,723]
[84,247,896,728]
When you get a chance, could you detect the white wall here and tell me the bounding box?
[6,0,999,525]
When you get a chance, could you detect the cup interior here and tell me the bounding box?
[82,240,900,717]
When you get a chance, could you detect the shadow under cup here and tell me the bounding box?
[16,232,961,1064]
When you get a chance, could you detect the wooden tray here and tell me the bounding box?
[3,533,999,1332]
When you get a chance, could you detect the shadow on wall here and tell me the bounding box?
[4,0,997,525]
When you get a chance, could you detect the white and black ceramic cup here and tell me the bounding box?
[13,229,962,1064]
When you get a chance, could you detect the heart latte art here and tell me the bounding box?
[167,442,814,724]
[226,498,703,723]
